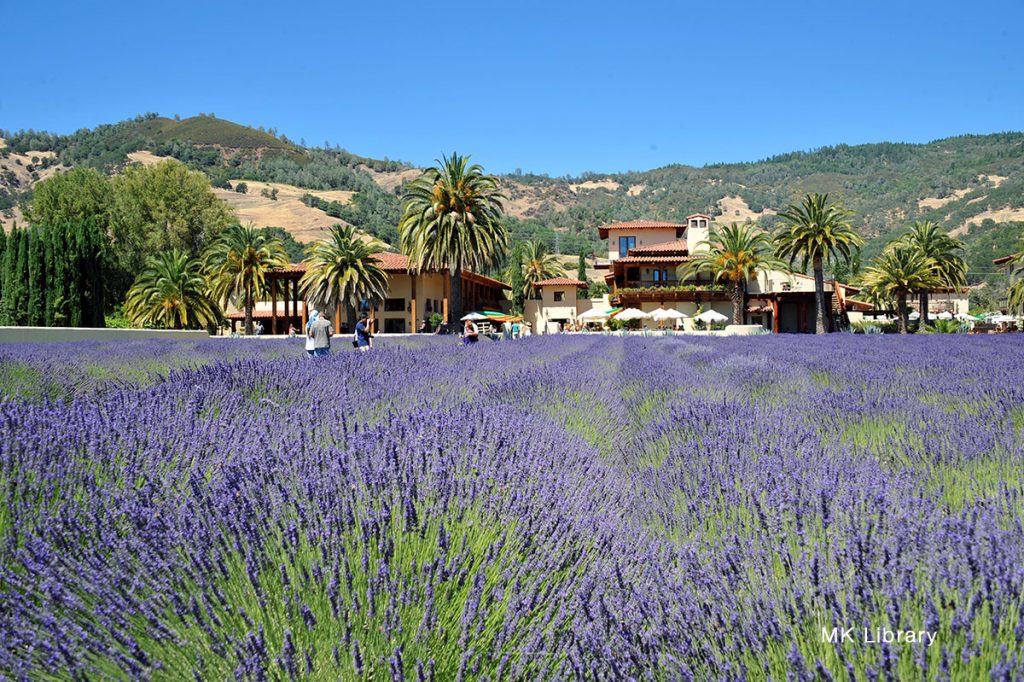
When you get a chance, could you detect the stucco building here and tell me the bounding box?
[225,252,509,334]
[595,215,840,332]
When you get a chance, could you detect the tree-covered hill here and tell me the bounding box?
[2,115,1023,301]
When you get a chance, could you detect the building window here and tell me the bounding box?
[554,291,565,302]
[434,299,440,313]
[626,267,640,282]
[618,236,636,257]
[425,299,433,313]
[384,298,405,312]
[652,268,669,285]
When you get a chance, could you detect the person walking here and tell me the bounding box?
[305,308,320,357]
[308,312,333,357]
[354,313,373,352]
[511,320,521,339]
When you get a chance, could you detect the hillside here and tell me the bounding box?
[3,115,1023,303]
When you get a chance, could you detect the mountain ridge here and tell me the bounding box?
[2,114,1022,306]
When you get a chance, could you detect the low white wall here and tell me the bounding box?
[723,324,766,336]
[0,327,211,343]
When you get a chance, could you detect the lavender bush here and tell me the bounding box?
[1,335,1023,680]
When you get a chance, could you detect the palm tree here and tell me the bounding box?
[123,250,219,329]
[679,223,788,325]
[398,153,508,324]
[774,193,863,333]
[300,225,389,330]
[897,221,967,325]
[204,223,288,335]
[860,246,943,334]
[507,240,564,302]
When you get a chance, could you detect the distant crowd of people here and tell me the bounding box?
[294,310,543,355]
[462,319,532,345]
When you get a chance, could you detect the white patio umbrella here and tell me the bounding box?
[461,312,488,321]
[695,309,729,323]
[935,311,954,320]
[650,308,688,326]
[648,307,682,320]
[908,311,920,320]
[577,308,609,321]
[955,312,978,321]
[614,308,651,321]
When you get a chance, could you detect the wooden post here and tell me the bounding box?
[772,298,779,334]
[293,278,300,327]
[442,276,449,323]
[284,278,291,322]
[410,274,417,333]
[271,278,278,334]
[301,285,308,328]
[334,301,341,331]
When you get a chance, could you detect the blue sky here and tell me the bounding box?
[4,0,1021,176]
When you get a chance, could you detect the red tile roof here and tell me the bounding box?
[372,251,413,271]
[613,255,695,265]
[531,277,588,288]
[993,255,1016,265]
[270,253,509,290]
[226,309,303,320]
[629,239,688,254]
[598,220,687,238]
[463,270,512,291]
[269,263,309,276]
[686,213,712,220]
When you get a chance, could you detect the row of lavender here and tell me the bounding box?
[1,336,1023,679]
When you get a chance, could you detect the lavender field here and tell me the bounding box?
[2,336,1023,680]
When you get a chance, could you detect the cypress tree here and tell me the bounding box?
[576,249,589,299]
[508,242,525,313]
[0,228,17,325]
[27,227,46,326]
[82,219,106,327]
[43,225,56,326]
[67,222,83,327]
[0,229,6,308]
[15,228,30,326]
[48,224,70,327]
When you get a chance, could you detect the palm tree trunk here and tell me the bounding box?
[919,290,929,326]
[813,255,828,334]
[731,280,744,325]
[897,292,909,334]
[449,268,463,325]
[245,282,254,335]
[346,304,357,335]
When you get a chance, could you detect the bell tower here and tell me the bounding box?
[686,214,711,254]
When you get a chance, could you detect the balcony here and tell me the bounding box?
[614,281,730,303]
[623,279,681,289]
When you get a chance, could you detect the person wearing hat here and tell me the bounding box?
[305,308,320,357]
